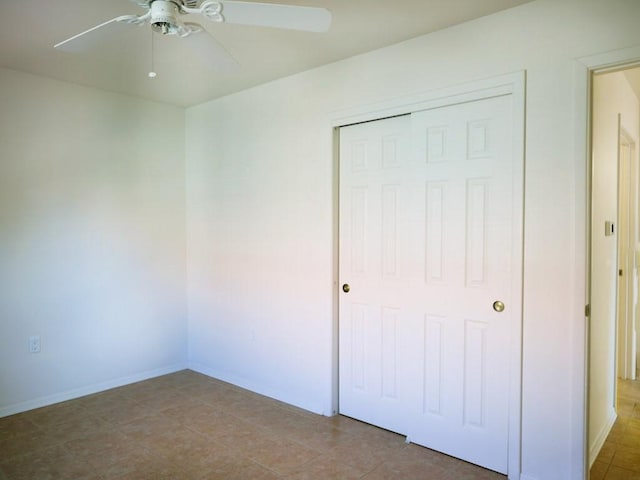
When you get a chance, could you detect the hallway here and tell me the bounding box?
[591,379,640,479]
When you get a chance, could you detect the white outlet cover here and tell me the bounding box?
[29,336,41,353]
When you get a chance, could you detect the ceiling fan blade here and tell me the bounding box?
[54,15,141,53]
[219,1,331,32]
[182,24,239,71]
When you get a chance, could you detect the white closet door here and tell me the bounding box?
[338,93,519,475]
[338,115,413,435]
[406,94,515,474]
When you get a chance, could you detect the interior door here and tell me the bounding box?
[617,131,637,381]
[406,95,515,474]
[338,93,520,475]
[338,114,412,435]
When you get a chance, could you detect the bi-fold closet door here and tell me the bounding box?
[338,93,519,475]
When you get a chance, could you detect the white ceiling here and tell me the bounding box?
[0,0,532,107]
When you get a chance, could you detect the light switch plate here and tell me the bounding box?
[605,221,615,236]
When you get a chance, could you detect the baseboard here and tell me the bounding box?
[0,362,188,418]
[589,407,617,467]
[188,361,326,416]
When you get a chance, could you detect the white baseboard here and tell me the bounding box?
[188,361,326,416]
[589,407,617,468]
[0,362,188,418]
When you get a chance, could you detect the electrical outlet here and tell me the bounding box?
[29,336,41,354]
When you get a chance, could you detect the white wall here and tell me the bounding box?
[590,71,640,462]
[185,1,640,479]
[0,67,188,415]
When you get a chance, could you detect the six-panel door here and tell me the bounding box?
[338,94,517,474]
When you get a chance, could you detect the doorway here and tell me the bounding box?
[588,65,640,473]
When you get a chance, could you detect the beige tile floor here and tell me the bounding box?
[591,378,640,479]
[0,370,506,479]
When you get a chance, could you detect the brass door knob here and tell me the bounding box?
[342,284,350,293]
[493,301,505,313]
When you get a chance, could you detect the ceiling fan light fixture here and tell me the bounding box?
[54,0,332,62]
[149,0,182,35]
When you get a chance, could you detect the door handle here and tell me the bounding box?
[493,300,505,313]
[342,284,350,293]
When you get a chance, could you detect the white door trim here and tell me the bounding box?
[331,72,524,128]
[577,45,640,480]
[331,71,525,479]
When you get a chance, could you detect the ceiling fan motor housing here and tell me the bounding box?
[150,0,182,35]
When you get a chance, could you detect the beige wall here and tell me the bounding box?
[185,1,640,479]
[0,67,188,414]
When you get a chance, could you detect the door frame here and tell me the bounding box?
[576,45,640,479]
[330,71,525,478]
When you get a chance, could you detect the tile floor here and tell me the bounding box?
[0,370,506,479]
[591,378,640,479]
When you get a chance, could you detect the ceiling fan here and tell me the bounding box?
[54,0,332,69]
